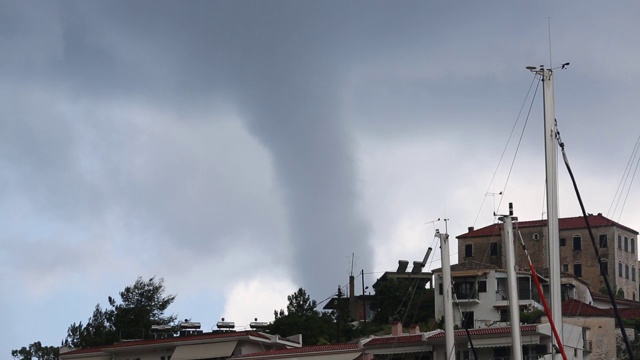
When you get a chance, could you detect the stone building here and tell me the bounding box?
[457,213,639,300]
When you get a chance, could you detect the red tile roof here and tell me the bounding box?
[619,307,640,319]
[428,324,538,338]
[61,331,271,356]
[562,299,611,317]
[364,334,424,346]
[233,343,360,358]
[458,214,637,238]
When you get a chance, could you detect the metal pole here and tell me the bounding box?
[437,229,455,360]
[499,203,522,360]
[361,269,367,329]
[542,67,563,356]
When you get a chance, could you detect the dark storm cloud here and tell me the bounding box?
[25,0,506,297]
[4,0,640,319]
[1,1,430,298]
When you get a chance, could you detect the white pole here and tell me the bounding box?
[542,67,563,357]
[499,203,522,360]
[437,229,455,360]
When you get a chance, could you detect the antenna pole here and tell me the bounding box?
[548,17,553,69]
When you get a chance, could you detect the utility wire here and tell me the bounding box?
[473,74,538,227]
[608,134,640,219]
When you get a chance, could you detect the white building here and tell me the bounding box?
[432,261,588,359]
[59,330,302,360]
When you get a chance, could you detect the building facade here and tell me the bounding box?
[457,213,640,300]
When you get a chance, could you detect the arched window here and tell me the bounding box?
[599,234,608,248]
[619,262,623,277]
[600,260,608,276]
[618,234,622,249]
[633,266,636,282]
[632,238,635,254]
[573,235,582,250]
[625,236,629,252]
[625,263,630,279]
[574,262,582,277]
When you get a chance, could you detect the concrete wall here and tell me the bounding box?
[562,316,616,360]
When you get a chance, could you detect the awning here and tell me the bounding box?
[276,352,362,360]
[452,270,489,277]
[471,334,541,348]
[60,351,111,360]
[283,353,361,360]
[171,341,237,360]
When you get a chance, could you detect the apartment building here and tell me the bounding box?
[457,213,639,300]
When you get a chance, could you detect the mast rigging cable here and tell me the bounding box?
[556,122,635,360]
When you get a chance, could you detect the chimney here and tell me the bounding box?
[397,260,409,273]
[349,275,355,300]
[409,324,420,334]
[391,321,403,336]
[468,226,474,232]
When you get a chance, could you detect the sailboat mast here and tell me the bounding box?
[542,67,563,355]
[436,229,455,360]
[499,203,522,360]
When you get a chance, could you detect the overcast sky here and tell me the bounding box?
[3,1,640,356]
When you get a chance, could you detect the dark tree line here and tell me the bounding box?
[12,276,436,358]
[12,276,177,359]
[267,281,435,346]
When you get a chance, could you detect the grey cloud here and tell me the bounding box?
[3,0,640,325]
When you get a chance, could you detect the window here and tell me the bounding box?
[573,235,582,250]
[457,350,470,360]
[478,280,487,293]
[632,238,636,254]
[625,236,629,252]
[626,264,630,279]
[560,238,566,246]
[461,311,474,329]
[599,234,608,248]
[490,242,499,256]
[562,263,569,272]
[619,262,623,277]
[574,263,582,277]
[464,243,473,258]
[438,282,443,295]
[600,260,608,276]
[454,281,475,299]
[618,234,622,249]
[494,347,510,358]
[633,266,636,282]
[532,233,540,240]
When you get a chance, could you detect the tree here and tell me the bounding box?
[284,288,317,316]
[372,277,434,326]
[11,341,58,360]
[62,276,176,348]
[268,288,335,345]
[109,276,177,340]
